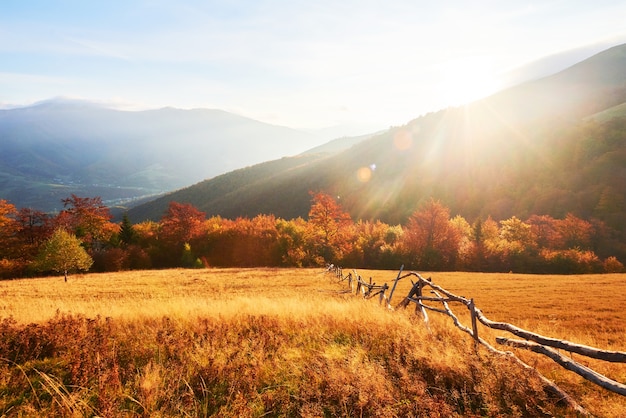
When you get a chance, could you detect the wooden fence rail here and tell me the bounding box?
[325,264,626,415]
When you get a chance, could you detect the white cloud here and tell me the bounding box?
[3,1,626,131]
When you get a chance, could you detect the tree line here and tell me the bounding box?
[0,192,623,279]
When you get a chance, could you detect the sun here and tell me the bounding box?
[439,56,502,106]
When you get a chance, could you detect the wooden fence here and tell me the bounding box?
[325,264,626,415]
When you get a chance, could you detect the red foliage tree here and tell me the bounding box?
[402,199,460,270]
[55,195,117,247]
[14,208,53,258]
[158,202,206,267]
[527,214,560,249]
[307,192,353,264]
[557,213,594,250]
[160,202,207,245]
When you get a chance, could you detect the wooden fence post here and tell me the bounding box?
[469,298,479,341]
[387,264,404,306]
[380,283,388,305]
[415,281,423,315]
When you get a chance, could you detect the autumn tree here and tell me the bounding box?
[307,192,353,264]
[15,207,53,254]
[55,195,117,248]
[448,215,472,269]
[495,216,537,271]
[34,228,93,281]
[345,220,403,269]
[158,202,206,267]
[134,220,160,247]
[527,214,560,249]
[207,215,282,267]
[276,217,310,267]
[402,199,460,270]
[499,216,536,253]
[557,213,594,249]
[233,214,281,266]
[160,202,206,244]
[0,199,20,259]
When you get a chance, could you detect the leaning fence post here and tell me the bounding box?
[380,283,388,305]
[387,264,404,306]
[469,298,479,341]
[415,280,423,315]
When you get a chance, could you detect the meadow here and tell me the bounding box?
[1,268,625,417]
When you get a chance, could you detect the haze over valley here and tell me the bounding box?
[0,98,332,212]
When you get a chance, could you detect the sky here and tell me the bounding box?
[2,1,626,134]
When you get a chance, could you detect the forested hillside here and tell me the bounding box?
[129,45,626,230]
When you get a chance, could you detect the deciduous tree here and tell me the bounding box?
[402,199,460,270]
[557,213,594,250]
[160,202,206,245]
[35,228,93,281]
[307,192,353,264]
[0,199,19,259]
[158,202,206,267]
[499,216,536,253]
[55,195,117,247]
[14,208,53,258]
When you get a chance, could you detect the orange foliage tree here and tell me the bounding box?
[0,200,20,259]
[402,199,461,270]
[158,202,207,267]
[276,217,310,267]
[343,220,403,269]
[55,195,117,248]
[0,200,24,277]
[307,192,353,265]
[204,215,282,267]
[557,213,594,249]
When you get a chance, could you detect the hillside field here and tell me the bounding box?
[1,268,626,417]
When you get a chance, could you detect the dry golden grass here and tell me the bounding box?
[352,269,626,417]
[0,268,369,325]
[1,268,625,416]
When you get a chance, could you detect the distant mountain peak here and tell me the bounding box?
[31,96,107,109]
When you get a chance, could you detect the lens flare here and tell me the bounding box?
[393,129,412,150]
[357,166,373,182]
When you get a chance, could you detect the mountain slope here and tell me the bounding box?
[0,99,324,212]
[127,153,332,221]
[128,43,626,233]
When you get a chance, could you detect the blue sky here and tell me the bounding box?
[2,1,626,132]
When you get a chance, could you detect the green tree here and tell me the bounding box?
[499,216,535,253]
[35,228,93,281]
[118,213,136,246]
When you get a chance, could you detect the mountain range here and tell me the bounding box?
[0,99,336,212]
[127,43,626,239]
